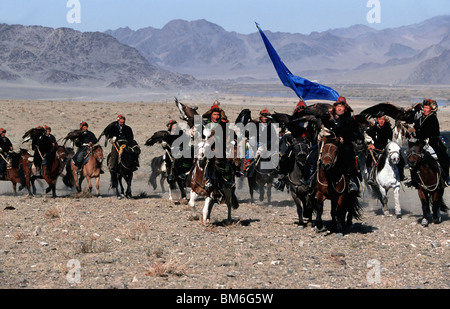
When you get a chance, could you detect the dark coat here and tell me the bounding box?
[0,137,12,152]
[75,130,97,147]
[366,122,393,150]
[329,111,361,144]
[107,122,134,143]
[414,112,440,141]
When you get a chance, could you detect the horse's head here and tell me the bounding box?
[292,139,310,167]
[319,137,340,171]
[92,145,104,164]
[55,146,68,173]
[407,140,424,169]
[120,142,141,171]
[386,141,401,165]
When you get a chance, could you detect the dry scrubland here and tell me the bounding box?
[0,89,449,289]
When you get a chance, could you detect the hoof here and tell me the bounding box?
[335,233,344,238]
[433,217,442,224]
[314,226,327,233]
[421,218,429,227]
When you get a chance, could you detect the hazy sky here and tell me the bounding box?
[1,0,449,34]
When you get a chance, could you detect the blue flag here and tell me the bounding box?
[256,23,340,102]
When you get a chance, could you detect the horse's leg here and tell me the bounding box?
[248,177,255,204]
[125,173,133,199]
[290,189,305,228]
[85,176,93,194]
[393,185,401,218]
[258,180,265,202]
[315,195,326,232]
[267,182,272,204]
[12,182,17,196]
[379,186,390,216]
[95,176,100,197]
[202,196,214,225]
[177,178,186,200]
[419,190,431,227]
[223,188,234,224]
[330,200,338,233]
[335,198,347,237]
[431,191,442,224]
[188,190,197,208]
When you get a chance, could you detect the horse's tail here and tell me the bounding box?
[62,160,74,188]
[346,192,363,221]
[149,156,162,190]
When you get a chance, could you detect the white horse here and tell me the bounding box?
[372,141,403,218]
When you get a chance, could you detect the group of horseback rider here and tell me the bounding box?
[0,114,138,182]
[160,96,449,197]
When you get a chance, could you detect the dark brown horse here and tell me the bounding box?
[315,136,362,236]
[1,149,33,196]
[407,139,448,226]
[31,145,68,197]
[63,144,104,196]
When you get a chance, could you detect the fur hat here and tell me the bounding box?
[80,121,88,129]
[422,99,438,112]
[117,114,126,121]
[296,100,306,108]
[0,128,5,134]
[333,96,353,113]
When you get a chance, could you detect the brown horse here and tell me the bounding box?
[31,145,68,197]
[315,136,362,236]
[63,144,104,196]
[407,139,448,226]
[1,149,33,196]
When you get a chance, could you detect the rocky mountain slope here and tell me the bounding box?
[106,16,450,84]
[0,24,204,90]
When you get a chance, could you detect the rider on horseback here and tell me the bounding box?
[106,114,135,173]
[366,113,406,186]
[406,99,450,188]
[44,125,57,148]
[202,103,231,189]
[274,100,317,191]
[0,128,13,179]
[73,122,98,175]
[326,96,362,193]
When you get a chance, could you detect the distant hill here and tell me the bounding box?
[106,16,450,85]
[0,24,204,89]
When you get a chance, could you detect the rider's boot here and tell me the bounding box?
[348,176,359,193]
[273,174,286,192]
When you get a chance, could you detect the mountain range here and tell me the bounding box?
[0,23,203,90]
[0,16,449,91]
[105,16,450,85]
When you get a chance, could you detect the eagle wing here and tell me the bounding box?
[63,129,84,142]
[359,102,421,123]
[145,130,179,147]
[22,128,46,141]
[235,109,254,125]
[175,97,198,128]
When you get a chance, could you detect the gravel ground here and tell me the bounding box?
[0,179,449,290]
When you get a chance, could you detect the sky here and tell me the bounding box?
[0,0,449,34]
